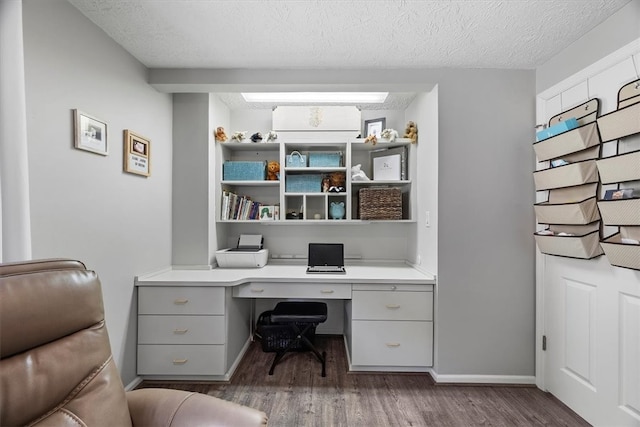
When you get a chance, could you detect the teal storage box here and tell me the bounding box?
[223,161,267,181]
[309,152,342,167]
[285,174,322,193]
[536,118,579,141]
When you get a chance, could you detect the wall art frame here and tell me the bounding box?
[364,117,386,138]
[123,130,151,177]
[73,109,108,155]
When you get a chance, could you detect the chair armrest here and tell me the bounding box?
[127,388,268,427]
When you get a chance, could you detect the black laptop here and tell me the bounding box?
[306,243,346,274]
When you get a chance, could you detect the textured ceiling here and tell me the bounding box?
[66,0,631,109]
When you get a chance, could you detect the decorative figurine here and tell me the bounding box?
[214,126,227,142]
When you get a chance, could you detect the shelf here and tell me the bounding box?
[350,139,413,151]
[352,180,412,187]
[221,180,280,186]
[219,142,280,152]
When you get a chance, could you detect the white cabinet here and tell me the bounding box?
[216,139,414,223]
[137,285,251,379]
[348,284,433,369]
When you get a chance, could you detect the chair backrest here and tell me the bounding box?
[0,259,133,427]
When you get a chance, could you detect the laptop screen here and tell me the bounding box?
[308,243,344,267]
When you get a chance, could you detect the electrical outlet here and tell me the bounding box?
[425,211,430,227]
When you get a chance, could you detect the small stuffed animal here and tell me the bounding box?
[267,161,280,180]
[214,126,227,142]
[351,164,370,181]
[250,132,263,143]
[322,176,331,192]
[364,134,378,145]
[381,128,399,142]
[231,131,247,142]
[404,121,417,143]
[329,171,346,189]
[265,130,278,142]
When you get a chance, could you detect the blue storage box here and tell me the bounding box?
[536,118,579,141]
[309,152,342,167]
[223,161,267,181]
[285,174,322,193]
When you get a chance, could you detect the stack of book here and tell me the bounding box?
[221,191,279,220]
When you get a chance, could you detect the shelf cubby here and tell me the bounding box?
[596,150,640,184]
[597,198,640,226]
[533,122,601,162]
[534,223,603,259]
[533,159,598,191]
[599,227,640,270]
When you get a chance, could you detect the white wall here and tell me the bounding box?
[22,0,173,384]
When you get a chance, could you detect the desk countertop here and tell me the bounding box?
[135,261,435,287]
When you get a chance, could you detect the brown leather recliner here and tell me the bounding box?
[0,259,268,427]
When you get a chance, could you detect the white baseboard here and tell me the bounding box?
[124,376,143,391]
[430,370,536,385]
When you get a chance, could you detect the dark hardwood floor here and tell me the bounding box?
[137,336,590,427]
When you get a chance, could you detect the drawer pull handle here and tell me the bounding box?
[385,343,401,348]
[173,328,189,334]
[321,290,334,294]
[250,288,264,293]
[172,358,188,365]
[386,304,400,309]
[173,298,189,305]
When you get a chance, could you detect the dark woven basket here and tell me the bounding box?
[359,187,402,220]
[255,310,316,352]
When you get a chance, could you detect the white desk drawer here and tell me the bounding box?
[138,315,225,345]
[352,290,433,321]
[137,344,225,375]
[351,320,433,367]
[233,282,351,299]
[138,287,225,315]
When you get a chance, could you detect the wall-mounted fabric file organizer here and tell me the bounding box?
[533,99,603,260]
[595,79,640,271]
[533,159,599,191]
[534,223,603,259]
[534,183,600,225]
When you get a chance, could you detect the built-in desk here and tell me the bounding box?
[135,262,435,380]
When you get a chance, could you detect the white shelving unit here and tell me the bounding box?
[216,139,415,224]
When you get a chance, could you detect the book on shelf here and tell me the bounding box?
[221,190,265,220]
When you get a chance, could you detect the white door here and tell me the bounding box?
[538,50,640,427]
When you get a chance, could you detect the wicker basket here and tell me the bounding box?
[255,310,316,353]
[359,187,402,220]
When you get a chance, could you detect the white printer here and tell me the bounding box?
[215,234,269,268]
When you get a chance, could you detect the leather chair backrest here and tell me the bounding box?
[0,259,133,426]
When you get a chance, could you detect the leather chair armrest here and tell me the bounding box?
[127,388,268,426]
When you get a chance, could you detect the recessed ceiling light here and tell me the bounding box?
[241,92,388,103]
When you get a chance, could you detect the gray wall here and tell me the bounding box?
[536,0,640,93]
[22,0,173,384]
[161,67,536,377]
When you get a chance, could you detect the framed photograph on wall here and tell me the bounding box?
[364,117,386,138]
[74,109,108,155]
[124,130,151,177]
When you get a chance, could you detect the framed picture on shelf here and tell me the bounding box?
[364,117,386,138]
[124,130,151,177]
[73,109,108,155]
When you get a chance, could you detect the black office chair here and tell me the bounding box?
[262,301,328,377]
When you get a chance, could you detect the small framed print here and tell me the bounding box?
[74,109,108,155]
[124,130,150,177]
[364,117,386,138]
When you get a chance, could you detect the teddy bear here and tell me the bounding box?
[381,128,399,142]
[404,121,417,143]
[214,126,227,142]
[364,134,378,145]
[267,161,280,180]
[351,164,370,181]
[250,132,263,143]
[231,131,247,142]
[265,130,278,142]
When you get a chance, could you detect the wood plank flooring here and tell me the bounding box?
[137,336,590,427]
